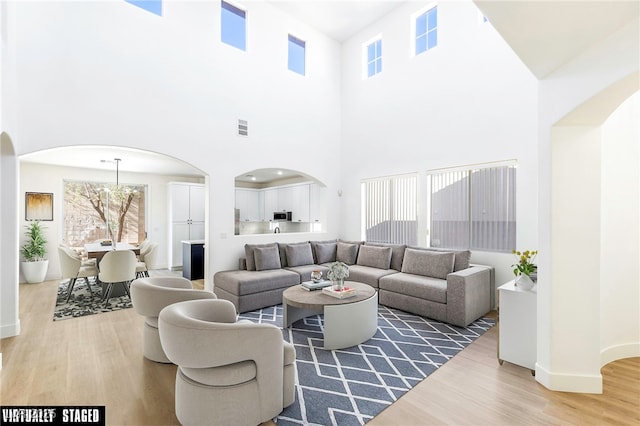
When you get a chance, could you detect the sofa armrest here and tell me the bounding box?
[446,266,491,327]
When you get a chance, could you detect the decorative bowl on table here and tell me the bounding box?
[310,270,323,283]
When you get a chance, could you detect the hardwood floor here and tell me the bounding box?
[1,278,638,425]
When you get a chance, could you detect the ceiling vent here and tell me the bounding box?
[238,119,248,137]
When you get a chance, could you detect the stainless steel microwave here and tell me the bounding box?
[274,212,292,221]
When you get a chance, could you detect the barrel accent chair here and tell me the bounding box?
[158,299,296,426]
[130,276,216,363]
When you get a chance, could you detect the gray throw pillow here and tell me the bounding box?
[285,243,315,267]
[365,242,406,271]
[336,242,359,265]
[315,242,337,264]
[401,248,455,279]
[356,245,392,270]
[407,246,471,272]
[254,246,282,271]
[244,243,278,271]
[310,239,337,263]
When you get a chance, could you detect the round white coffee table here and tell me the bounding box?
[282,281,378,350]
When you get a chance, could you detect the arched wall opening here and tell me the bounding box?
[1,132,21,338]
[548,72,639,393]
[9,145,210,333]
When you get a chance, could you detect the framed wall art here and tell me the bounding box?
[25,192,53,221]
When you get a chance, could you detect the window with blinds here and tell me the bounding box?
[361,173,418,245]
[429,163,516,252]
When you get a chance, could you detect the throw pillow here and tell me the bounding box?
[356,245,392,270]
[254,246,282,271]
[315,242,337,264]
[336,242,359,265]
[285,243,315,267]
[310,239,337,263]
[365,242,406,271]
[407,246,471,272]
[401,248,455,280]
[244,243,278,271]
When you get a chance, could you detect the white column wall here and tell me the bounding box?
[600,93,640,365]
[537,18,640,392]
[8,0,343,277]
[340,0,539,288]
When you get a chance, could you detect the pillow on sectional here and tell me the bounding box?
[277,241,307,268]
[245,243,278,271]
[401,248,455,280]
[310,239,337,263]
[315,242,337,264]
[254,245,282,271]
[336,242,359,265]
[408,246,471,272]
[356,245,392,270]
[365,242,406,271]
[285,243,315,267]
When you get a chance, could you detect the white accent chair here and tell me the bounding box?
[130,276,216,363]
[99,250,137,307]
[136,242,158,278]
[158,299,296,426]
[58,246,100,303]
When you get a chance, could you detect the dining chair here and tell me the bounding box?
[58,246,100,303]
[136,242,159,278]
[99,250,137,306]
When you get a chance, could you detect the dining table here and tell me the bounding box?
[84,242,141,262]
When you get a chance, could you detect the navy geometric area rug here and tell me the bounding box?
[239,305,495,425]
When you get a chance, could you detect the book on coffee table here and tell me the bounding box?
[301,280,332,291]
[322,286,356,299]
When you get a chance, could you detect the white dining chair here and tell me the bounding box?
[99,250,137,306]
[58,246,99,303]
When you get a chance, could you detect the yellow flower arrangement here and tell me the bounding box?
[512,249,538,277]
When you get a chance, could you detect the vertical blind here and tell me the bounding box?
[361,173,418,245]
[429,164,516,252]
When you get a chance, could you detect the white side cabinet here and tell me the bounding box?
[169,182,205,269]
[498,280,537,373]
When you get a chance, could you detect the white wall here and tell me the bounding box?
[340,0,539,288]
[7,0,343,280]
[537,17,640,392]
[600,92,640,365]
[18,161,203,282]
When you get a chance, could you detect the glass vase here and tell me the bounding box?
[333,279,344,291]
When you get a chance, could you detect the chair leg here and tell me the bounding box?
[122,281,131,298]
[84,277,95,296]
[102,283,114,307]
[66,278,78,303]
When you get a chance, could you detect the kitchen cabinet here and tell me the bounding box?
[498,280,537,374]
[235,189,262,222]
[309,183,324,223]
[263,189,279,221]
[169,183,205,270]
[291,184,310,222]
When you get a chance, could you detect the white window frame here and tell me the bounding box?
[410,2,438,58]
[362,34,382,80]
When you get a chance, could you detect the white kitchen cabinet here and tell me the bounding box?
[276,186,294,212]
[498,280,537,373]
[291,184,310,222]
[263,189,279,221]
[169,182,205,269]
[235,188,262,222]
[309,183,324,223]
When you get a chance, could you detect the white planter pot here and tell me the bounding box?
[21,260,49,283]
[515,273,535,291]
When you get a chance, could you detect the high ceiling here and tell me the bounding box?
[20,1,639,177]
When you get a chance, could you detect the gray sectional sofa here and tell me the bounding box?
[213,239,494,327]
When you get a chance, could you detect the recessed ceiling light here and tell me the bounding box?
[277,170,283,175]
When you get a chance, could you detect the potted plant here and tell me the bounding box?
[511,249,537,290]
[20,220,49,283]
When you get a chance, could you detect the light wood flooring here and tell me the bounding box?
[1,278,638,425]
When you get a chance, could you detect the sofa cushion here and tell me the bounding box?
[408,246,471,272]
[365,242,406,271]
[356,245,392,270]
[379,272,448,304]
[401,248,454,280]
[337,242,359,265]
[285,264,329,282]
[254,246,282,271]
[285,243,314,267]
[310,239,337,263]
[347,264,398,289]
[244,243,279,271]
[314,242,337,264]
[214,269,300,296]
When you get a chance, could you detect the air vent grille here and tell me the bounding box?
[238,119,248,137]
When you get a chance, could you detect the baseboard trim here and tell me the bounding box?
[535,362,603,394]
[0,320,21,338]
[601,342,640,367]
